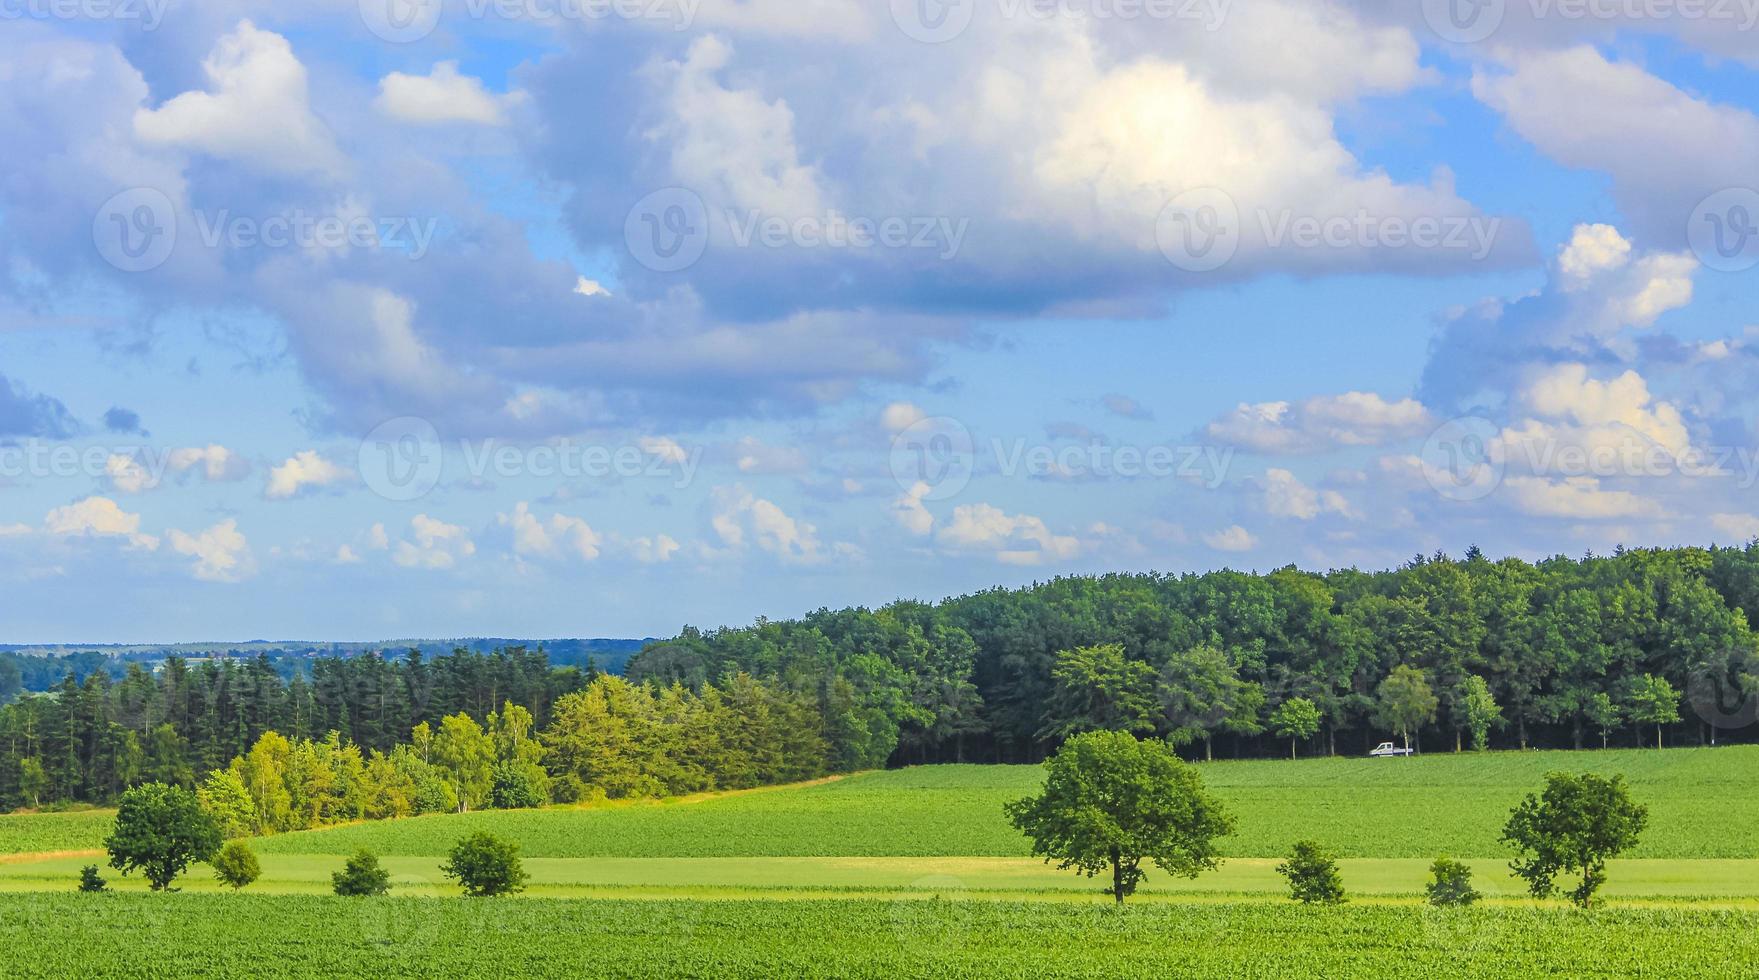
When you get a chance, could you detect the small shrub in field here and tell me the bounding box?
[211,840,260,891]
[332,851,392,897]
[1427,857,1481,907]
[77,866,107,893]
[1277,840,1345,904]
[441,832,528,897]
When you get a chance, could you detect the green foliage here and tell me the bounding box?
[211,840,260,891]
[1585,693,1622,749]
[104,783,222,891]
[17,757,47,809]
[490,762,548,810]
[1040,645,1158,740]
[1425,857,1480,906]
[331,850,391,897]
[441,832,529,897]
[1269,698,1321,759]
[1277,839,1345,904]
[1625,675,1681,749]
[6,895,1759,978]
[77,865,106,893]
[1005,731,1232,902]
[1374,666,1438,751]
[1461,677,1502,751]
[1502,772,1648,907]
[197,769,256,839]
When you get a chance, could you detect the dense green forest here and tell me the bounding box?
[0,646,832,818]
[625,543,1759,761]
[4,543,1759,814]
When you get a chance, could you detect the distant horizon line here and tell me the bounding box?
[0,636,659,652]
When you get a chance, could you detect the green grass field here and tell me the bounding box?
[3,893,1754,978]
[238,746,1759,860]
[3,748,1754,977]
[0,808,116,857]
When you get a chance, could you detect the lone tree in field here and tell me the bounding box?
[105,782,222,892]
[1277,839,1345,904]
[1270,698,1321,760]
[212,840,260,891]
[442,832,529,897]
[1426,857,1480,907]
[1005,730,1233,903]
[77,866,107,893]
[1374,665,1438,752]
[1625,674,1680,749]
[1502,772,1647,908]
[332,850,393,897]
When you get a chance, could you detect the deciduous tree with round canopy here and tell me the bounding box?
[1502,771,1647,908]
[1005,730,1233,903]
[104,782,222,892]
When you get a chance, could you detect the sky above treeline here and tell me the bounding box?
[2,1,1758,641]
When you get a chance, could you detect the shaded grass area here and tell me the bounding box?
[5,853,1758,901]
[252,747,1759,860]
[3,893,1755,978]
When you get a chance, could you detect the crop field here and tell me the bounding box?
[3,894,1756,979]
[0,809,116,858]
[6,852,1758,902]
[239,746,1759,861]
[3,748,1754,977]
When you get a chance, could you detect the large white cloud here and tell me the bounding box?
[134,21,344,178]
[1473,47,1759,244]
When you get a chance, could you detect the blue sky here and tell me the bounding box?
[2,1,1759,641]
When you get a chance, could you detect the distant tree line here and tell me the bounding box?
[0,642,836,817]
[6,543,1759,812]
[627,544,1759,762]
